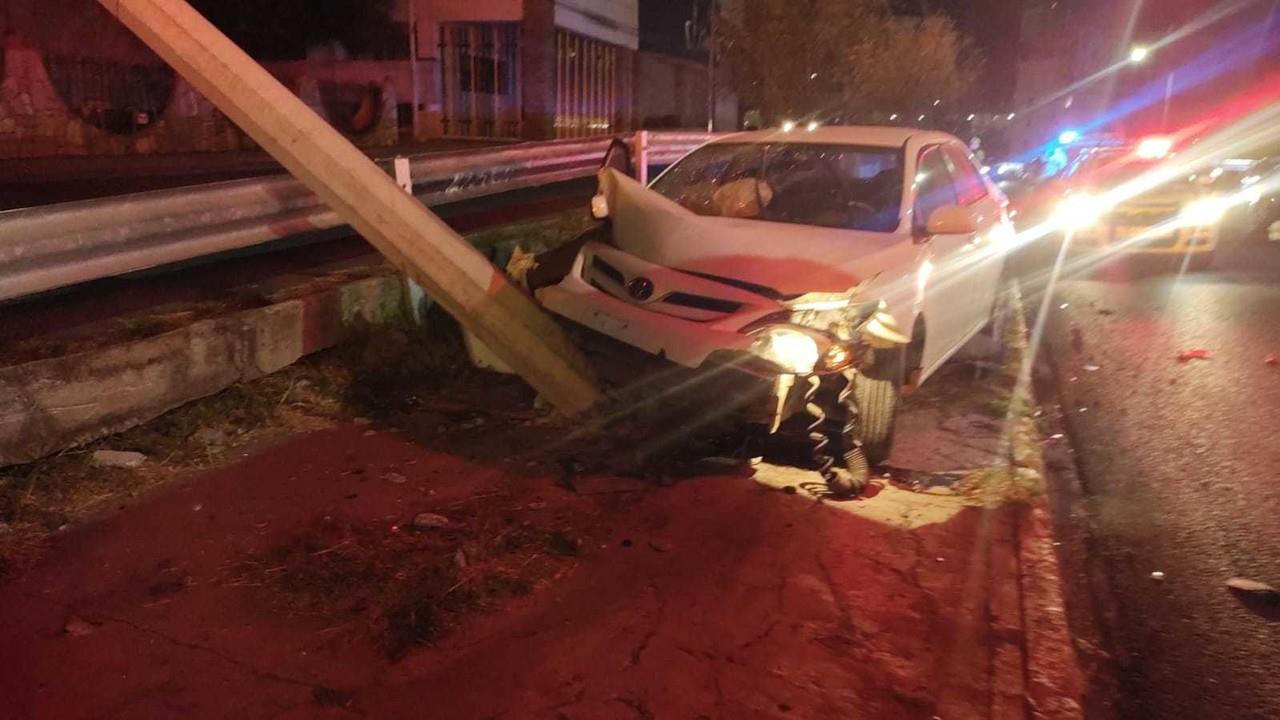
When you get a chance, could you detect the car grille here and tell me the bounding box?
[591,256,625,286]
[588,253,747,321]
[660,292,744,314]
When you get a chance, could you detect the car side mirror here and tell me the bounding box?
[925,205,980,236]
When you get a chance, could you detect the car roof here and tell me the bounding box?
[708,125,961,149]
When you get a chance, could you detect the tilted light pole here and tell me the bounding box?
[95,0,601,414]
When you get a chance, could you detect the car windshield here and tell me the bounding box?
[650,142,904,232]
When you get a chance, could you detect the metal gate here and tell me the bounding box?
[439,23,521,138]
[555,30,618,139]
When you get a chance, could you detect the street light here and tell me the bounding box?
[1129,45,1150,63]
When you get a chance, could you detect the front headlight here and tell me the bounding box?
[1054,193,1108,231]
[1181,197,1229,225]
[749,326,851,375]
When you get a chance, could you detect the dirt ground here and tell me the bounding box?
[0,321,1043,719]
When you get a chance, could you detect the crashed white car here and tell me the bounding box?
[533,126,1014,495]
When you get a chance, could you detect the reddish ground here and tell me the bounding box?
[0,366,1030,720]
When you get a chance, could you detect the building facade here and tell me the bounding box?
[398,0,639,140]
[0,0,648,159]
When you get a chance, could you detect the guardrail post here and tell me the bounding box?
[636,130,650,186]
[96,0,601,415]
[394,155,430,326]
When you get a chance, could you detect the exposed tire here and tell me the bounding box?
[848,347,904,466]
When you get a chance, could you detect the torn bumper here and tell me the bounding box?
[535,248,779,369]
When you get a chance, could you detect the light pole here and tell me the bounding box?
[706,0,716,130]
[687,0,718,132]
[706,0,717,132]
[408,0,421,139]
[1129,44,1173,130]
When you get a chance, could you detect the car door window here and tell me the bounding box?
[942,145,988,205]
[914,146,958,231]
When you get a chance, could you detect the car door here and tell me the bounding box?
[912,144,974,375]
[940,143,1006,332]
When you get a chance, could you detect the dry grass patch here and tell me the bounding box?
[227,496,584,660]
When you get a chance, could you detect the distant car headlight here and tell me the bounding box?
[749,326,851,375]
[1181,197,1229,225]
[1054,193,1107,231]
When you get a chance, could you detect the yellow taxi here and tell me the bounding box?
[1052,137,1225,269]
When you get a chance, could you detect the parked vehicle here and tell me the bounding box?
[528,127,1014,496]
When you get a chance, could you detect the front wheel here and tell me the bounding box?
[847,347,904,467]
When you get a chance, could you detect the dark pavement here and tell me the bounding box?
[1037,226,1280,719]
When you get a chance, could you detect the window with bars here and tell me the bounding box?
[554,30,618,138]
[439,23,521,137]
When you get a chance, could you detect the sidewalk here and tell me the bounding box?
[0,315,1083,719]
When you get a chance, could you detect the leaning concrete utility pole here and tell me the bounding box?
[96,0,600,414]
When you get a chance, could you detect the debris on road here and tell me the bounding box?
[1225,577,1280,597]
[1176,349,1213,363]
[648,539,674,553]
[63,616,99,637]
[411,512,451,530]
[1150,571,1165,580]
[383,471,408,485]
[312,686,355,708]
[1082,364,1101,372]
[1265,353,1279,367]
[90,450,146,468]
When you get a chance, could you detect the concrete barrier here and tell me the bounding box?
[0,272,405,467]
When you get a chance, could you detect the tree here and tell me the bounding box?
[717,0,980,123]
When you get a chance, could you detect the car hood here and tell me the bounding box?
[599,169,913,297]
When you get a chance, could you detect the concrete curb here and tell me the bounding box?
[0,272,406,467]
[1017,500,1087,719]
[1005,286,1087,720]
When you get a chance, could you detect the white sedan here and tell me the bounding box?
[535,126,1014,495]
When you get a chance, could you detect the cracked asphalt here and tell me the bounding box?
[1036,224,1280,719]
[0,355,1043,719]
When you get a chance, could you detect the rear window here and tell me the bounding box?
[651,142,904,232]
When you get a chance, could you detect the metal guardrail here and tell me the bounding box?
[0,131,718,302]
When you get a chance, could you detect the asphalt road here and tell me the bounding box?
[1036,225,1280,719]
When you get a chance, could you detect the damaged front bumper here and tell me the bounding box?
[535,247,779,369]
